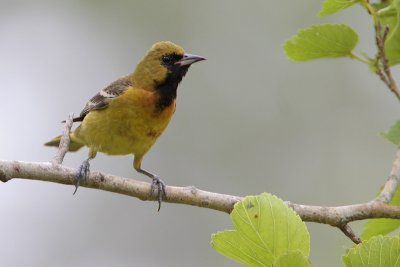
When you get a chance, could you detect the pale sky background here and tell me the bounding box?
[0,1,399,266]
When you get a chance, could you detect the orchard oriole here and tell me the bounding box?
[45,41,205,210]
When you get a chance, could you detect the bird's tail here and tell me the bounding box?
[44,133,84,152]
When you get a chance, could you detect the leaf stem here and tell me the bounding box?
[349,52,373,65]
[362,0,379,26]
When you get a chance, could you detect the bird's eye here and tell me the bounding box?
[161,55,172,65]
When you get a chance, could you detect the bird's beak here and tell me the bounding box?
[176,53,206,66]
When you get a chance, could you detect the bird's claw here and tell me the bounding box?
[151,176,166,211]
[74,159,91,195]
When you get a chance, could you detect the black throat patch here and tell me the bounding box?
[155,65,189,112]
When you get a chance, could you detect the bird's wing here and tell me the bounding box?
[72,77,131,122]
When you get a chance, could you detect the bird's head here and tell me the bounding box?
[132,41,205,91]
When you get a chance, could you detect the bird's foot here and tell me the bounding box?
[151,176,167,211]
[74,158,91,195]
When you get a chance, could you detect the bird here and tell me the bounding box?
[45,41,205,210]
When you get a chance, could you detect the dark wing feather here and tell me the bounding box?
[72,76,131,122]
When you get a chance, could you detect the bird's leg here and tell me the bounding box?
[138,168,166,211]
[134,157,166,211]
[74,149,97,195]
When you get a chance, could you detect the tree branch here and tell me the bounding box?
[1,115,400,244]
[0,160,241,213]
[1,156,400,244]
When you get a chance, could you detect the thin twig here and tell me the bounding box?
[339,224,362,244]
[377,148,400,203]
[369,4,400,203]
[374,20,400,100]
[376,69,390,86]
[51,113,74,165]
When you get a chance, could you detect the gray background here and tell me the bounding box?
[0,1,398,266]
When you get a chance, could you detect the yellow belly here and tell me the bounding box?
[73,87,176,156]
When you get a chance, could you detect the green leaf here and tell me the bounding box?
[284,24,359,61]
[275,251,312,267]
[380,0,400,65]
[342,235,400,267]
[361,187,400,240]
[380,120,400,146]
[211,193,310,266]
[319,0,361,17]
[212,230,274,267]
[362,219,400,240]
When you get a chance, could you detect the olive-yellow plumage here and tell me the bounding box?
[73,86,175,157]
[45,41,205,209]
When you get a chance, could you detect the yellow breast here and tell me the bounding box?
[75,87,176,156]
